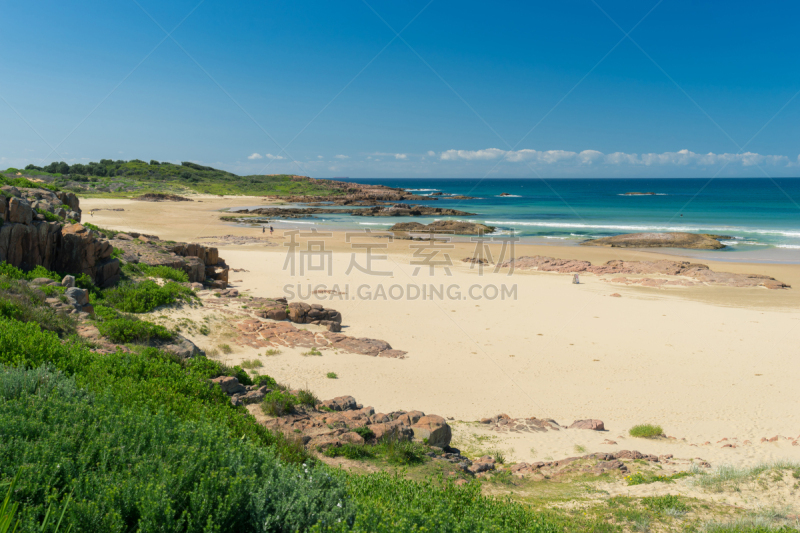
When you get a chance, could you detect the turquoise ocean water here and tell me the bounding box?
[240,178,800,264]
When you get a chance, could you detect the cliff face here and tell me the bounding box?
[0,185,120,287]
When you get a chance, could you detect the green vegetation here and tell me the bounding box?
[303,347,323,356]
[327,371,338,379]
[625,471,693,486]
[93,304,173,344]
[240,358,263,369]
[629,423,663,438]
[11,159,347,197]
[262,390,297,416]
[0,365,348,531]
[265,348,282,355]
[127,264,190,282]
[99,280,196,313]
[692,461,800,492]
[218,343,233,354]
[0,277,74,336]
[0,172,58,191]
[34,208,62,222]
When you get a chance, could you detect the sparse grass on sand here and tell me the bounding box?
[239,359,263,369]
[629,423,663,438]
[218,343,233,354]
[265,348,282,356]
[326,372,338,379]
[692,461,800,492]
[302,347,322,356]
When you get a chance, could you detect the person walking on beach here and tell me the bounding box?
[572,273,580,284]
[262,226,265,233]
[269,225,274,236]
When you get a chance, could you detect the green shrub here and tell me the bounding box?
[324,443,375,460]
[326,372,338,379]
[297,388,319,407]
[0,365,350,532]
[101,280,195,313]
[353,426,375,441]
[629,424,663,438]
[35,208,61,222]
[94,306,173,344]
[625,471,692,486]
[0,278,74,336]
[240,359,263,369]
[139,264,189,282]
[262,391,296,416]
[218,343,233,354]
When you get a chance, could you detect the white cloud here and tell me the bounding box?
[247,153,263,160]
[317,155,324,159]
[439,147,793,167]
[394,153,407,160]
[427,150,436,156]
[265,153,285,160]
[334,154,349,159]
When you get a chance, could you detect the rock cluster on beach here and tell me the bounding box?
[236,389,454,451]
[391,220,496,235]
[479,414,606,433]
[134,193,193,202]
[582,232,730,249]
[234,204,475,219]
[486,256,790,289]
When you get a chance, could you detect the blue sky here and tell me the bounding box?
[2,0,799,178]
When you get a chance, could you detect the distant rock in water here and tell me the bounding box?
[622,192,656,196]
[581,232,730,250]
[499,192,512,196]
[135,193,193,202]
[391,220,495,235]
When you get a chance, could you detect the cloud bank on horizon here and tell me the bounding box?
[437,148,795,167]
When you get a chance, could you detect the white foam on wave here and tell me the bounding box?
[495,194,521,198]
[776,244,800,249]
[720,240,768,246]
[405,188,439,192]
[357,222,393,226]
[279,220,318,225]
[481,220,800,238]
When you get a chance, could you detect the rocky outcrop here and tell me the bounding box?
[135,193,192,202]
[242,390,453,450]
[391,220,495,235]
[110,233,229,288]
[491,256,790,289]
[569,419,605,431]
[582,232,730,249]
[1,195,119,289]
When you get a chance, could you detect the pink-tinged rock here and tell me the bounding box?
[569,419,605,431]
[340,432,365,445]
[411,415,452,448]
[609,293,621,297]
[769,435,781,442]
[209,376,246,395]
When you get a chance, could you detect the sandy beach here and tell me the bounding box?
[83,196,800,469]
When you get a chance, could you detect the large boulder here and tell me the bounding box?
[411,415,452,447]
[8,197,33,225]
[582,232,728,250]
[568,419,605,431]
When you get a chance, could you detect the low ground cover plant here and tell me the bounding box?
[629,424,663,438]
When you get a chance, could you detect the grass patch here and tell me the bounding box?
[265,348,282,355]
[239,359,263,369]
[326,372,338,379]
[139,264,189,282]
[374,434,428,466]
[218,343,233,354]
[629,424,663,438]
[642,494,689,514]
[625,471,693,486]
[353,427,375,441]
[302,347,322,356]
